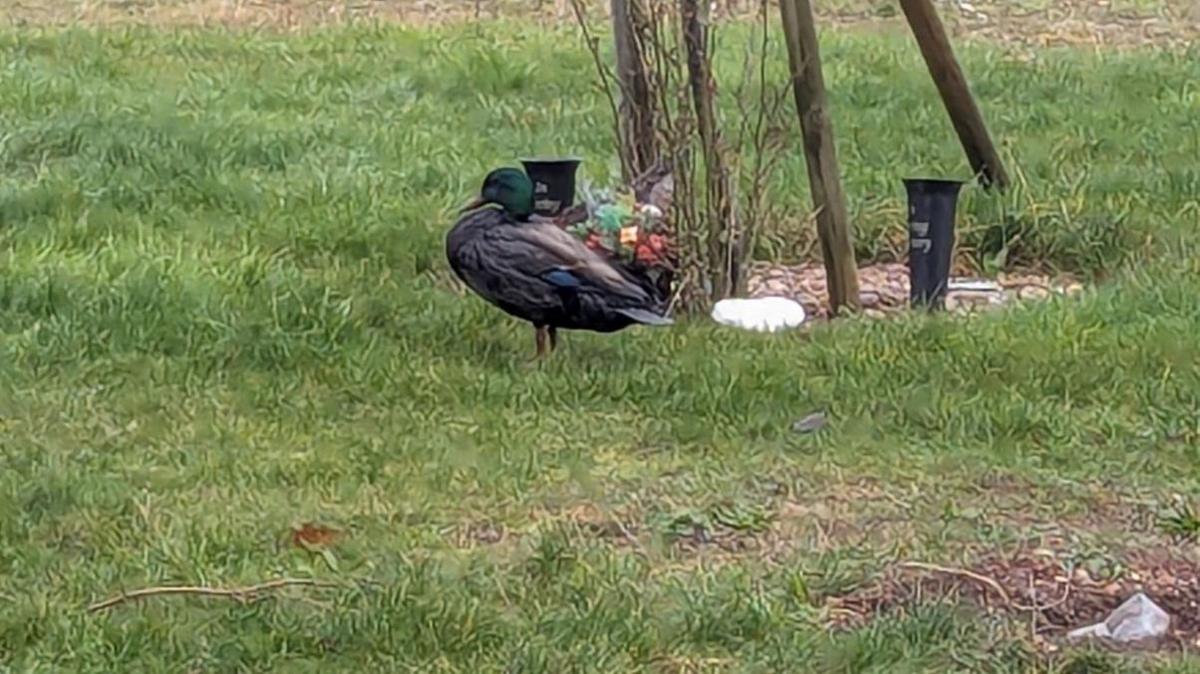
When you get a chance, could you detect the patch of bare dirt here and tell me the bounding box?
[450,519,508,548]
[828,546,1200,650]
[667,523,768,554]
[5,0,1198,50]
[2,0,578,29]
[940,1,1200,51]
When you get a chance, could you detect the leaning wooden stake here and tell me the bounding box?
[779,0,860,314]
[898,0,1009,190]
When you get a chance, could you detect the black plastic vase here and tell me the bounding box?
[904,178,964,310]
[520,157,582,217]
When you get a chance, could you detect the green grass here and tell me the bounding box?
[1,20,1199,673]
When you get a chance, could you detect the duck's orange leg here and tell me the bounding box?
[533,325,548,359]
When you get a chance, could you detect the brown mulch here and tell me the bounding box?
[828,546,1200,650]
[746,261,1085,320]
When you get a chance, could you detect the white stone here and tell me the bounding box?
[710,297,807,333]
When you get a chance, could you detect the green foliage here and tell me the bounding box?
[1156,496,1200,543]
[1,20,1199,673]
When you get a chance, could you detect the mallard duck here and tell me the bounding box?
[447,167,674,359]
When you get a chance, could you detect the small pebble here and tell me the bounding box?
[791,412,828,434]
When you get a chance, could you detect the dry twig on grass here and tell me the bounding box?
[899,561,1014,605]
[898,560,1072,614]
[87,578,340,613]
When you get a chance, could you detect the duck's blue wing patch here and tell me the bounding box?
[542,268,582,289]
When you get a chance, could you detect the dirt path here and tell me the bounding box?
[4,0,1198,49]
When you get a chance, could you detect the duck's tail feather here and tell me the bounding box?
[617,307,674,326]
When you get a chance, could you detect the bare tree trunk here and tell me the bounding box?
[679,0,740,300]
[611,0,658,181]
[779,0,860,314]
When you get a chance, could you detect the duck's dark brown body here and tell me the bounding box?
[446,206,673,344]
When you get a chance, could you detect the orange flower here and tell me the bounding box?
[619,226,639,248]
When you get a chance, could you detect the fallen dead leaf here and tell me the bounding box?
[291,522,343,549]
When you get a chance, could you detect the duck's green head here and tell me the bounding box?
[459,167,534,220]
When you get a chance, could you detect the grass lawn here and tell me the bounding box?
[1,13,1199,673]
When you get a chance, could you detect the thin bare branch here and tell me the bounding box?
[898,561,1072,614]
[87,578,342,613]
[898,561,1014,605]
[568,0,629,178]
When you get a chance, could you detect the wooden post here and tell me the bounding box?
[779,0,860,314]
[610,0,657,180]
[898,0,1009,190]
